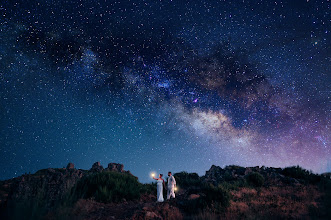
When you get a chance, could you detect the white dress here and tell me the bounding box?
[156,179,164,202]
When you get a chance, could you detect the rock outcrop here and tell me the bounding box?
[66,162,75,169]
[203,165,306,186]
[105,163,136,178]
[1,163,329,220]
[0,161,135,218]
[8,168,84,209]
[90,162,104,172]
[106,163,124,172]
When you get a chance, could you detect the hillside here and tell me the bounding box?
[0,163,330,219]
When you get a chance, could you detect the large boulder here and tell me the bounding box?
[105,163,137,179]
[203,165,224,184]
[107,163,124,172]
[90,162,104,172]
[66,162,75,169]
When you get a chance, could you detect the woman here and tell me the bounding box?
[153,174,165,202]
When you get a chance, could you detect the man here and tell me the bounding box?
[167,171,176,199]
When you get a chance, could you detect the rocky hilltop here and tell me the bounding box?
[203,165,305,186]
[0,162,134,219]
[0,163,330,220]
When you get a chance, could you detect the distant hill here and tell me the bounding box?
[0,163,330,219]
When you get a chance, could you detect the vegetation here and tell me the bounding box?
[219,179,248,190]
[317,177,331,218]
[172,172,230,214]
[173,172,201,188]
[182,183,230,214]
[222,170,236,181]
[202,184,231,212]
[282,166,321,184]
[4,178,49,220]
[325,180,331,218]
[246,172,264,187]
[140,182,157,195]
[2,165,331,219]
[68,171,143,204]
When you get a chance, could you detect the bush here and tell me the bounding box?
[69,171,142,203]
[282,166,321,184]
[283,166,310,179]
[246,172,264,187]
[174,172,201,188]
[222,170,236,181]
[219,179,248,190]
[140,182,157,195]
[183,184,230,213]
[202,184,231,212]
[4,179,49,220]
[318,177,331,218]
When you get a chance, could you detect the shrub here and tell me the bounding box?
[282,166,321,184]
[319,177,331,218]
[202,184,231,212]
[222,170,236,181]
[246,172,264,187]
[219,179,248,190]
[183,184,230,213]
[283,166,310,179]
[174,172,201,188]
[4,180,49,220]
[140,182,157,195]
[69,171,141,203]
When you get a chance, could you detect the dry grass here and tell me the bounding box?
[223,185,324,219]
[188,210,220,220]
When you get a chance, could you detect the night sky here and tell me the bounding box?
[0,0,330,183]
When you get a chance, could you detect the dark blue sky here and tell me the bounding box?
[0,0,330,182]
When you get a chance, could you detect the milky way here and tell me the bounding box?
[0,0,330,182]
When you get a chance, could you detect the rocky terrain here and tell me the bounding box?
[0,163,330,219]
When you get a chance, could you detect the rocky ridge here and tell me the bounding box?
[0,163,330,219]
[203,164,302,186]
[0,162,134,213]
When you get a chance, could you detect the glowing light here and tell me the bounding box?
[150,172,156,178]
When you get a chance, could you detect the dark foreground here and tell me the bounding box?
[0,162,330,219]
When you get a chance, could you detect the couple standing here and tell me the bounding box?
[153,172,176,202]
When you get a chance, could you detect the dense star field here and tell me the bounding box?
[0,0,330,182]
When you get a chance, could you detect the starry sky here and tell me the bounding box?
[0,0,330,183]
